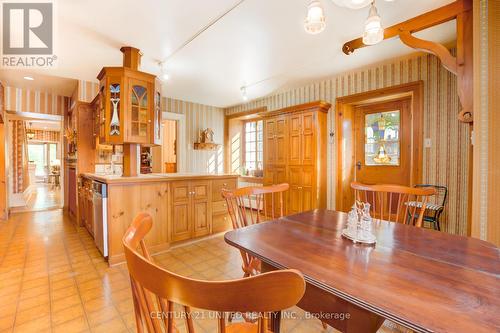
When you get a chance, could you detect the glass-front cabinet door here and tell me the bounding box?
[126,78,152,143]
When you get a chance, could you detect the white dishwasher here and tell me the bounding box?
[92,181,108,257]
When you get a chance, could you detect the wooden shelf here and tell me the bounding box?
[193,142,220,150]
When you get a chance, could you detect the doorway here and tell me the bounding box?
[336,82,423,212]
[9,119,63,212]
[162,119,178,173]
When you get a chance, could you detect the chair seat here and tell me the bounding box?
[226,322,271,333]
[406,201,443,211]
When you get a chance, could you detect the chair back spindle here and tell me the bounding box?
[123,213,305,333]
[221,184,289,277]
[351,182,436,227]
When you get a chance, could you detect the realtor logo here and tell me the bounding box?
[1,1,57,67]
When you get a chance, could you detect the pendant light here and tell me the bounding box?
[304,0,326,35]
[26,122,35,140]
[159,61,169,81]
[362,1,384,45]
[240,86,248,101]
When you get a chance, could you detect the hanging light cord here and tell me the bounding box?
[164,0,247,62]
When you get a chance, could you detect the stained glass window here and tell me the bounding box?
[131,85,148,138]
[365,111,400,166]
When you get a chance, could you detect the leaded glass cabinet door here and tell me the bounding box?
[127,79,152,143]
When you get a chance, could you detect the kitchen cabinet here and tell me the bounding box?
[96,47,161,146]
[171,180,212,242]
[211,178,237,234]
[78,177,94,236]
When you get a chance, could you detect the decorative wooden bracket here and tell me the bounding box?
[342,0,473,123]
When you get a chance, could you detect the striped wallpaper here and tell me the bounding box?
[225,52,470,236]
[163,97,225,174]
[10,120,29,194]
[4,86,69,116]
[76,80,99,104]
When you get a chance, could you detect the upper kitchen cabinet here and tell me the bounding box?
[96,47,161,146]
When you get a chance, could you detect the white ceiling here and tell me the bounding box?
[0,0,456,107]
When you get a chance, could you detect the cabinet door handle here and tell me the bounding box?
[223,183,227,186]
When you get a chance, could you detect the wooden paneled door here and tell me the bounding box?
[289,111,316,166]
[264,116,287,166]
[354,99,412,186]
[171,181,192,242]
[192,181,211,237]
[288,166,315,214]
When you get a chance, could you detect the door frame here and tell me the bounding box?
[162,111,185,172]
[335,81,424,212]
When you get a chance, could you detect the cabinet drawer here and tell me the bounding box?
[212,178,237,201]
[212,200,228,215]
[212,214,232,234]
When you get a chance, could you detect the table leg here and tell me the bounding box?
[270,311,281,333]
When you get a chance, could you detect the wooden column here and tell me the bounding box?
[471,0,500,246]
[123,143,139,177]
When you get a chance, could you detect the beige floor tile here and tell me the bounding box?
[52,304,86,326]
[87,306,120,327]
[13,314,51,333]
[52,316,90,333]
[51,293,83,312]
[90,317,128,333]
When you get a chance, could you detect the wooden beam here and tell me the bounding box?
[342,0,471,55]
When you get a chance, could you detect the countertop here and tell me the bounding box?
[81,172,239,184]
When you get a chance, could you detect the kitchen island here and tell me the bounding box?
[79,173,238,265]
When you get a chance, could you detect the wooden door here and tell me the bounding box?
[354,99,412,186]
[301,112,315,165]
[289,114,301,165]
[192,181,211,237]
[171,181,191,242]
[275,116,288,165]
[0,121,7,220]
[288,166,315,214]
[288,166,302,214]
[264,118,276,165]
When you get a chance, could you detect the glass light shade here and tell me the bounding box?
[362,4,384,45]
[304,1,326,35]
[26,130,35,140]
[331,0,371,9]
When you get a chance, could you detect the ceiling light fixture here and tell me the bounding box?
[159,62,170,81]
[304,0,326,35]
[363,1,384,45]
[240,86,248,101]
[23,76,34,81]
[26,123,35,140]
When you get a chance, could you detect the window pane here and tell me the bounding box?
[257,120,263,130]
[365,110,400,166]
[257,142,263,152]
[246,132,256,141]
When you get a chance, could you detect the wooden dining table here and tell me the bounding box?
[224,209,500,333]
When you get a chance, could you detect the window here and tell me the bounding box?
[243,120,263,174]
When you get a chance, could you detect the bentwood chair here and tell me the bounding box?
[412,184,448,230]
[221,184,290,277]
[123,212,306,333]
[350,182,436,227]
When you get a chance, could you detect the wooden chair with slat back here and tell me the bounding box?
[350,182,437,227]
[221,183,289,277]
[123,212,305,333]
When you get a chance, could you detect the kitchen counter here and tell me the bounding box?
[78,172,238,265]
[81,172,238,184]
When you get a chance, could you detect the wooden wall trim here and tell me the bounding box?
[224,107,267,173]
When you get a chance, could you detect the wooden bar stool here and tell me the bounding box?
[123,212,305,333]
[351,182,436,227]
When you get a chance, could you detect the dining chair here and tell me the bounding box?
[412,184,448,230]
[221,183,290,277]
[123,212,306,333]
[350,182,436,227]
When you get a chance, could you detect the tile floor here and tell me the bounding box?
[0,210,402,333]
[10,183,62,213]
